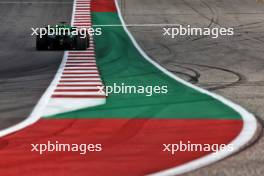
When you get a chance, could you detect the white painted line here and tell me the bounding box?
[66,58,95,60]
[74,24,91,26]
[66,63,96,65]
[76,6,91,8]
[64,68,98,73]
[65,66,97,68]
[67,56,95,58]
[55,86,101,90]
[92,24,180,27]
[75,10,90,12]
[74,23,91,24]
[44,99,105,117]
[68,51,95,54]
[53,92,103,95]
[68,53,95,55]
[64,69,98,71]
[58,81,101,84]
[73,20,92,23]
[68,53,95,54]
[68,54,95,57]
[63,70,98,73]
[74,20,91,22]
[65,63,96,65]
[60,77,101,80]
[61,74,99,77]
[59,79,99,82]
[74,26,92,28]
[74,17,91,19]
[74,16,91,18]
[74,14,91,17]
[76,6,90,8]
[66,60,96,62]
[75,12,91,15]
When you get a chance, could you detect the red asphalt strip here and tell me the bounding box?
[91,0,117,12]
[0,119,242,176]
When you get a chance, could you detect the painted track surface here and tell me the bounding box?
[2,0,260,174]
[0,0,258,176]
[120,0,264,175]
[0,0,73,130]
[0,119,242,176]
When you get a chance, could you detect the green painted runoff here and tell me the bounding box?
[45,12,241,119]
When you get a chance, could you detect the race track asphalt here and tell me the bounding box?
[0,0,73,129]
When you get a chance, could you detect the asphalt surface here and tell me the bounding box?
[0,0,73,129]
[120,0,264,175]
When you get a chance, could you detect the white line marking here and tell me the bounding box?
[64,67,97,69]
[75,12,91,15]
[62,70,98,72]
[66,63,96,65]
[61,74,99,76]
[74,19,91,21]
[44,99,105,117]
[74,14,91,16]
[92,24,180,27]
[55,86,101,90]
[68,52,95,54]
[53,92,102,95]
[61,78,100,80]
[66,60,96,62]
